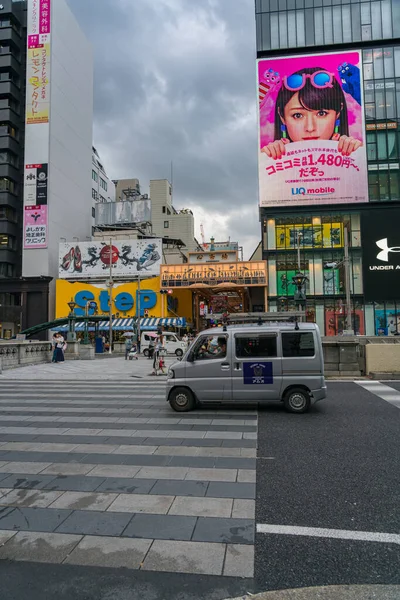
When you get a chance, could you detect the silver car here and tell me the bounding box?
[166,322,327,413]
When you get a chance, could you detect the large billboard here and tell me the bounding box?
[95,199,150,226]
[258,51,368,208]
[161,261,267,288]
[59,239,162,279]
[23,0,51,250]
[361,209,400,302]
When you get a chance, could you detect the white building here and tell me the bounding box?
[150,179,201,255]
[22,0,94,321]
[91,146,115,227]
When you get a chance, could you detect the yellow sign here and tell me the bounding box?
[26,44,50,124]
[161,261,267,288]
[55,278,193,321]
[276,223,343,249]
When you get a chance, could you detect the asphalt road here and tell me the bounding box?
[254,382,400,592]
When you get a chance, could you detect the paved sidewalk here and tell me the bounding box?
[0,355,172,380]
[226,585,400,599]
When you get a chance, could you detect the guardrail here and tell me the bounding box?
[0,341,52,372]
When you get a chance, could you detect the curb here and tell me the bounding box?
[225,585,400,600]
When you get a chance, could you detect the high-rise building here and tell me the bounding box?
[0,0,93,338]
[255,0,400,336]
[91,146,115,228]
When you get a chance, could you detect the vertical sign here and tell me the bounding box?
[24,0,51,249]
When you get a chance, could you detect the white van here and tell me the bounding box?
[166,322,327,413]
[141,331,187,358]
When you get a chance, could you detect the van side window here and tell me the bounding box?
[193,335,227,361]
[282,332,315,357]
[235,334,277,358]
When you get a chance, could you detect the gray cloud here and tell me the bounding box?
[67,0,260,256]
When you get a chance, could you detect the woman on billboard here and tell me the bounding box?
[261,66,363,160]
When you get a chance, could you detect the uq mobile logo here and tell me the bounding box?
[291,187,335,196]
[376,238,400,262]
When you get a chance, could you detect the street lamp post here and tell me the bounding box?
[108,238,114,354]
[292,272,308,315]
[160,289,168,320]
[67,299,77,343]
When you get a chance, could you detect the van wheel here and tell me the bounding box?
[175,348,183,357]
[143,349,149,357]
[169,387,195,412]
[283,388,311,414]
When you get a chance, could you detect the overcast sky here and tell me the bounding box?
[67,0,259,258]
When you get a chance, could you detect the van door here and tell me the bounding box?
[231,332,282,402]
[281,330,320,391]
[185,333,231,402]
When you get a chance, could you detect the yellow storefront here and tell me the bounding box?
[55,278,193,324]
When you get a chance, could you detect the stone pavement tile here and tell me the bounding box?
[43,475,106,492]
[215,457,256,470]
[222,439,256,448]
[169,496,233,518]
[119,455,171,467]
[0,488,12,498]
[75,454,126,465]
[96,478,156,495]
[40,463,97,476]
[49,491,118,511]
[206,482,256,500]
[31,428,71,435]
[243,433,257,440]
[154,446,201,457]
[168,456,216,468]
[141,539,226,575]
[0,529,17,545]
[0,506,72,532]
[113,445,157,455]
[87,465,141,478]
[185,468,237,482]
[142,437,185,446]
[150,480,208,498]
[71,444,116,454]
[123,513,196,541]
[237,469,257,483]
[193,517,254,545]
[56,510,132,537]
[135,466,188,480]
[0,474,57,490]
[231,499,256,519]
[0,531,82,563]
[223,544,254,578]
[1,462,51,474]
[64,535,152,569]
[204,431,243,440]
[107,493,174,515]
[240,448,257,458]
[210,419,246,426]
[0,489,63,508]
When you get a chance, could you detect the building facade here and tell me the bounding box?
[91,146,115,228]
[0,0,93,338]
[255,0,400,336]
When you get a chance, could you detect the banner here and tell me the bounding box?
[276,223,343,249]
[258,51,368,208]
[23,205,48,249]
[59,239,162,279]
[24,163,48,206]
[26,43,50,124]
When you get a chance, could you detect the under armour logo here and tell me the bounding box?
[376,238,400,262]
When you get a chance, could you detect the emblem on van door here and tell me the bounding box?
[243,362,273,385]
[376,238,400,262]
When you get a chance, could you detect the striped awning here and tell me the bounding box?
[54,317,185,332]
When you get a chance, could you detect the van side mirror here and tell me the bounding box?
[187,352,195,363]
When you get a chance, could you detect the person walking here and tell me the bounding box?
[125,336,133,360]
[51,333,58,363]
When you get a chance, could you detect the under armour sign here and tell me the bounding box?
[361,210,400,302]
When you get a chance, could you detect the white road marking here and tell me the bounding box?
[355,381,400,410]
[256,523,400,545]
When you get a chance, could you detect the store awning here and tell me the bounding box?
[54,317,185,332]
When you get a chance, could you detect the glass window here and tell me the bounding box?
[270,13,279,47]
[389,171,400,200]
[332,6,342,43]
[164,221,169,228]
[384,48,394,78]
[0,178,14,193]
[381,0,392,38]
[282,331,315,357]
[368,172,380,200]
[296,10,305,46]
[386,88,396,119]
[342,5,352,42]
[279,12,288,47]
[235,334,277,358]
[288,11,297,46]
[362,24,372,40]
[193,335,227,361]
[361,2,371,25]
[375,90,385,119]
[373,49,384,79]
[91,207,95,218]
[323,7,333,44]
[379,171,390,200]
[371,1,382,39]
[314,8,324,44]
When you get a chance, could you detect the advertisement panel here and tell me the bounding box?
[24,0,51,250]
[59,239,162,279]
[95,199,151,226]
[23,205,48,249]
[258,51,368,208]
[276,223,343,249]
[361,209,400,301]
[161,262,267,288]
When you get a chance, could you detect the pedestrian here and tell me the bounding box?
[102,334,106,351]
[148,335,156,360]
[53,333,65,363]
[152,335,164,375]
[51,333,58,362]
[125,336,133,360]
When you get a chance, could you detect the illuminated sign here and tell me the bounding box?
[161,261,267,288]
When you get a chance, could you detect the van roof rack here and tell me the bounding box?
[210,312,306,324]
